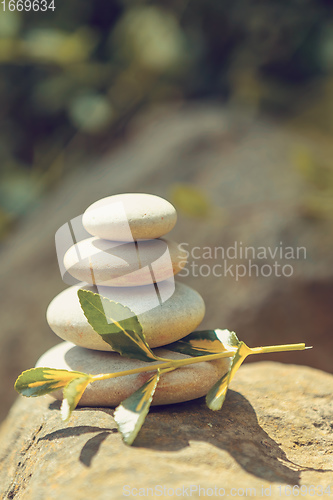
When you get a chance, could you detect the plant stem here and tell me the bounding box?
[91,342,308,383]
[251,343,308,354]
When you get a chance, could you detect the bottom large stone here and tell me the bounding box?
[35,341,231,406]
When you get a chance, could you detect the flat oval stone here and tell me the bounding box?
[35,341,231,406]
[63,237,187,287]
[46,282,205,350]
[82,193,177,241]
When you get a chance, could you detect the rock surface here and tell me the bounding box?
[1,362,332,499]
[83,193,177,241]
[63,237,187,286]
[46,282,205,350]
[35,342,231,406]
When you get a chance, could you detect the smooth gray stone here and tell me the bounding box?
[63,237,187,286]
[83,193,177,241]
[46,281,205,350]
[35,341,231,406]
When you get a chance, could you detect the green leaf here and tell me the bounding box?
[61,375,92,422]
[14,367,87,397]
[114,369,166,445]
[78,289,159,363]
[167,329,240,357]
[206,342,252,411]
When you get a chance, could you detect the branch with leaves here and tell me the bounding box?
[15,289,311,445]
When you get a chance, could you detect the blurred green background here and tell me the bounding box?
[1,0,333,237]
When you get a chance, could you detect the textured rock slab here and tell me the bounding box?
[35,342,230,406]
[1,362,332,500]
[83,193,177,241]
[46,282,205,350]
[63,237,187,286]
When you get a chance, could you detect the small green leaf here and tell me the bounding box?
[78,289,159,362]
[14,367,87,397]
[167,329,240,357]
[206,342,252,411]
[61,375,92,422]
[114,369,167,445]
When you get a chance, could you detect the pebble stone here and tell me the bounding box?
[35,341,231,406]
[63,237,187,287]
[82,193,177,241]
[46,282,205,350]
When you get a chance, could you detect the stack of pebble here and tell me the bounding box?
[37,194,230,406]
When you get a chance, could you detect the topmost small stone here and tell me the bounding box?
[82,193,177,241]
